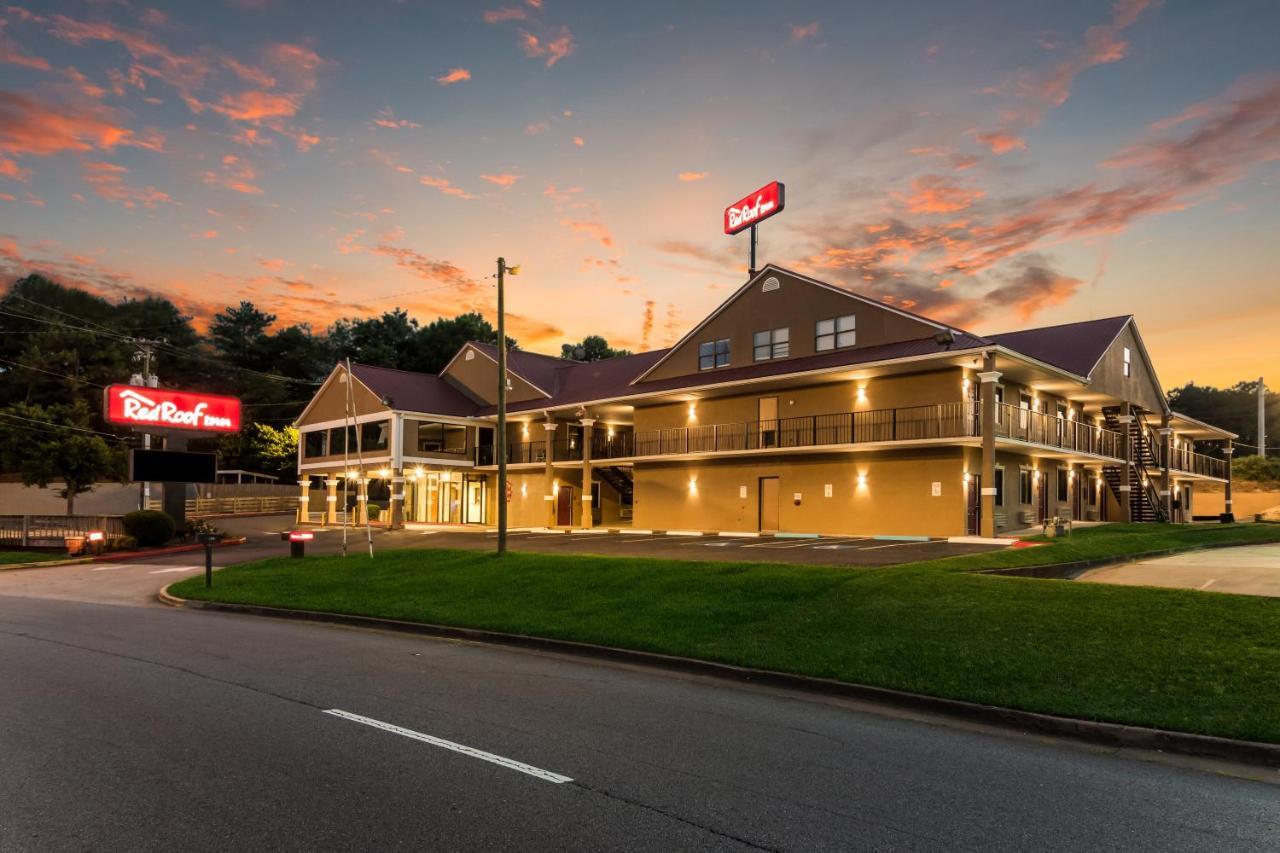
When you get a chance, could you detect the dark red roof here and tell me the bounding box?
[349,362,478,417]
[987,316,1130,378]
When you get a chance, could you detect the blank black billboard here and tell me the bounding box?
[129,449,218,484]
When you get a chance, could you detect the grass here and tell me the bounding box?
[0,550,68,566]
[171,523,1280,743]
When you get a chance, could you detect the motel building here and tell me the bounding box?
[292,265,1235,538]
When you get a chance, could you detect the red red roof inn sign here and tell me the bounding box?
[724,181,785,235]
[104,385,241,433]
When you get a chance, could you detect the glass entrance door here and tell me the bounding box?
[463,476,486,525]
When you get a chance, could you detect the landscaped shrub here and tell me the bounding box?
[122,510,176,547]
[1233,455,1280,484]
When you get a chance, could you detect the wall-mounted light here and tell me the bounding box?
[607,426,615,439]
[856,472,868,488]
[1068,469,1075,481]
[961,377,971,395]
[1033,469,1041,481]
[688,475,698,495]
[521,422,530,440]
[520,483,527,497]
[377,467,391,478]
[687,402,697,422]
[345,470,359,480]
[1067,409,1076,421]
[413,467,425,479]
[962,471,971,485]
[439,471,451,482]
[855,382,868,403]
[552,482,560,497]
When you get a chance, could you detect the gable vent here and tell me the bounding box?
[761,276,781,293]
[465,350,475,361]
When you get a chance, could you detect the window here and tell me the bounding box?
[815,314,856,351]
[753,327,790,361]
[328,426,352,455]
[1057,468,1068,502]
[698,338,730,370]
[361,420,389,452]
[1019,468,1033,504]
[994,385,1005,424]
[1123,347,1132,377]
[415,421,468,455]
[303,430,327,458]
[994,467,1005,507]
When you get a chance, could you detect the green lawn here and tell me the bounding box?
[0,550,67,566]
[172,523,1280,743]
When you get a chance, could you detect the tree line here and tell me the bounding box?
[0,273,626,510]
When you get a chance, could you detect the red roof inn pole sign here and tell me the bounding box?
[104,385,242,433]
[724,180,785,276]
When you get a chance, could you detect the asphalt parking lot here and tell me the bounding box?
[1078,542,1280,597]
[406,528,1005,567]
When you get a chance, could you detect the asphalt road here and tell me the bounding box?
[1079,543,1280,597]
[1,532,1277,851]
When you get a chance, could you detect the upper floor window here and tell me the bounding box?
[361,420,390,452]
[698,338,730,370]
[815,314,856,351]
[415,421,468,455]
[1123,347,1132,377]
[303,430,327,458]
[753,327,790,361]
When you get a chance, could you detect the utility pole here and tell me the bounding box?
[496,258,519,555]
[1259,377,1267,459]
[128,337,164,509]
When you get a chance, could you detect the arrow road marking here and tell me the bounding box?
[323,709,573,784]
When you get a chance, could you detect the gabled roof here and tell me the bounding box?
[473,348,670,416]
[633,263,964,384]
[349,362,478,417]
[469,342,568,395]
[987,316,1132,379]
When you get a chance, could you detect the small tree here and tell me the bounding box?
[0,401,126,514]
[560,335,632,361]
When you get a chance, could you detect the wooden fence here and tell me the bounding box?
[0,515,126,547]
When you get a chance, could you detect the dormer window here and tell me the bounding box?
[753,327,789,361]
[816,314,856,351]
[698,338,730,370]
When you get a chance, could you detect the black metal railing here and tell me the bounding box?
[474,441,547,466]
[993,403,1121,457]
[1169,446,1228,479]
[592,431,635,460]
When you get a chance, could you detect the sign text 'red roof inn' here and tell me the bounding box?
[104,385,242,433]
[724,181,785,235]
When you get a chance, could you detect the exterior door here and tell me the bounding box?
[556,486,574,526]
[464,476,486,525]
[759,476,780,532]
[1037,471,1049,522]
[758,397,779,448]
[966,473,981,535]
[1072,472,1084,520]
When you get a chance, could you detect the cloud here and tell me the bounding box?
[192,229,218,239]
[370,244,478,292]
[435,67,471,86]
[561,219,613,248]
[0,157,29,181]
[788,21,821,44]
[480,173,520,188]
[985,257,1083,321]
[371,107,421,129]
[257,257,289,271]
[483,7,528,24]
[420,174,477,200]
[211,90,300,121]
[519,26,574,66]
[202,154,263,195]
[896,175,984,214]
[974,0,1156,152]
[543,183,582,205]
[524,120,549,135]
[640,299,655,349]
[677,171,708,182]
[80,160,172,208]
[0,90,133,156]
[572,135,584,147]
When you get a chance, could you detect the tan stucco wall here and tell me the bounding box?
[634,370,965,433]
[632,449,966,536]
[299,369,389,427]
[643,269,943,382]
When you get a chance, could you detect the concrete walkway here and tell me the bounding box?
[1078,543,1280,597]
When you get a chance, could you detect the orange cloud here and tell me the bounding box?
[677,171,708,182]
[81,161,172,209]
[897,175,984,214]
[420,174,477,200]
[524,120,549,135]
[202,155,263,195]
[572,135,584,147]
[483,7,528,24]
[370,244,478,292]
[435,68,471,86]
[519,26,574,66]
[212,90,300,121]
[258,257,289,271]
[372,108,421,129]
[0,91,133,156]
[561,219,613,248]
[971,130,1027,155]
[0,157,30,181]
[986,261,1083,321]
[788,21,821,44]
[480,173,520,188]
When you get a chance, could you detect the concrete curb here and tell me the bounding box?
[977,537,1280,579]
[157,584,1280,769]
[0,556,94,572]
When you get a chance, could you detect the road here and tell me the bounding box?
[1,526,1277,851]
[1079,542,1280,597]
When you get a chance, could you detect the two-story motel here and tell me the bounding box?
[293,265,1236,538]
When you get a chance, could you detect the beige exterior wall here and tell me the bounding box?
[643,269,943,382]
[1089,323,1166,414]
[632,449,966,536]
[298,369,389,427]
[442,344,547,405]
[634,370,965,433]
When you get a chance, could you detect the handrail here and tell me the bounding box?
[992,403,1121,457]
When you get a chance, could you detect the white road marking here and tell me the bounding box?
[858,541,933,550]
[148,567,198,574]
[614,536,669,543]
[1197,578,1217,590]
[89,565,125,572]
[742,540,820,549]
[323,709,573,784]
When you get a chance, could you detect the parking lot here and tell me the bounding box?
[406,528,1006,567]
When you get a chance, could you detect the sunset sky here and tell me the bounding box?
[1,0,1276,387]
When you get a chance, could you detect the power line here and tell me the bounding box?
[0,356,106,388]
[0,411,135,442]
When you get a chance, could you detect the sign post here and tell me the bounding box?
[724,181,785,276]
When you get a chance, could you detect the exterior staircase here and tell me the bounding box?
[1101,408,1167,522]
[595,466,634,505]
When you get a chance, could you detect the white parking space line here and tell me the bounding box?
[89,565,125,572]
[684,541,733,548]
[1198,578,1217,590]
[858,541,936,551]
[612,536,669,544]
[323,709,573,784]
[742,540,822,549]
[148,567,198,574]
